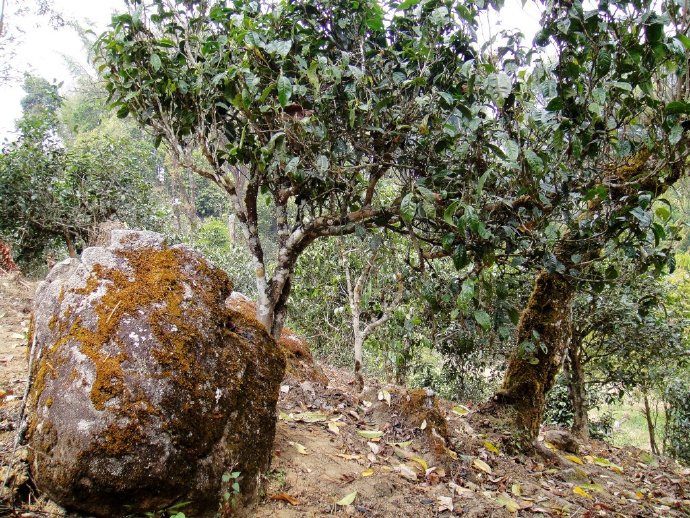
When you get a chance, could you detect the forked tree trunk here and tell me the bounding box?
[567,336,589,439]
[495,270,575,441]
[342,248,403,393]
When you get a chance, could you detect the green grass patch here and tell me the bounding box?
[592,400,666,452]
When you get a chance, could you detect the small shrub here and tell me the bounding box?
[544,374,611,439]
[220,471,242,511]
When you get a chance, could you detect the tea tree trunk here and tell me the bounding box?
[495,271,575,441]
[567,337,589,439]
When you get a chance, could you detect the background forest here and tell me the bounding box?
[1,0,690,469]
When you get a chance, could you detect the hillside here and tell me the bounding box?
[0,274,688,517]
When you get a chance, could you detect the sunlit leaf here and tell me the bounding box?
[573,486,592,499]
[357,430,384,439]
[511,483,521,497]
[496,494,519,513]
[451,405,470,416]
[288,441,307,455]
[336,490,357,506]
[472,458,492,474]
[484,441,500,455]
[400,193,417,223]
[277,75,292,107]
[411,456,428,471]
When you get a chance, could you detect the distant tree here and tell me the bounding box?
[339,234,404,390]
[567,263,688,447]
[0,75,162,263]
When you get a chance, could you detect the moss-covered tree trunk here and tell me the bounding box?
[495,270,575,441]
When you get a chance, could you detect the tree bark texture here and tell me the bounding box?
[567,336,589,439]
[643,392,660,455]
[495,271,575,441]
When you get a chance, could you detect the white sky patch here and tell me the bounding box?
[0,0,125,140]
[0,0,541,141]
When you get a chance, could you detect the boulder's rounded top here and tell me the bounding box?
[110,230,166,250]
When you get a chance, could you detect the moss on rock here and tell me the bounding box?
[26,231,285,517]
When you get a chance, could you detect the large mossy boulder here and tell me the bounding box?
[226,292,328,385]
[25,230,285,517]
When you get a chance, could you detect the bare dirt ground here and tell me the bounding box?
[0,274,689,517]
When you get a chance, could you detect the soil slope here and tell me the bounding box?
[0,274,688,517]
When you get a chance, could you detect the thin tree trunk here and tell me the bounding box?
[395,336,411,385]
[567,336,589,439]
[643,391,659,455]
[64,232,77,258]
[354,334,364,392]
[495,270,575,442]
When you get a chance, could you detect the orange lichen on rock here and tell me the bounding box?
[26,231,286,517]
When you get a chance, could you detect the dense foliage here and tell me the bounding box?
[93,0,690,444]
[0,75,165,265]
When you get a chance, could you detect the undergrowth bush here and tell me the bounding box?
[665,379,690,465]
[544,375,612,440]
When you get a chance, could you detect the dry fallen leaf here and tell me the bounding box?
[336,490,358,506]
[327,422,340,435]
[438,495,454,512]
[397,464,418,481]
[585,455,624,474]
[511,483,521,497]
[361,469,374,477]
[411,456,428,472]
[451,405,470,416]
[573,486,592,499]
[496,495,520,513]
[564,454,584,465]
[270,493,299,506]
[288,441,308,455]
[484,441,500,455]
[357,430,384,439]
[367,441,380,455]
[378,389,392,406]
[334,454,361,460]
[472,458,492,474]
[420,419,427,430]
[291,411,328,423]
